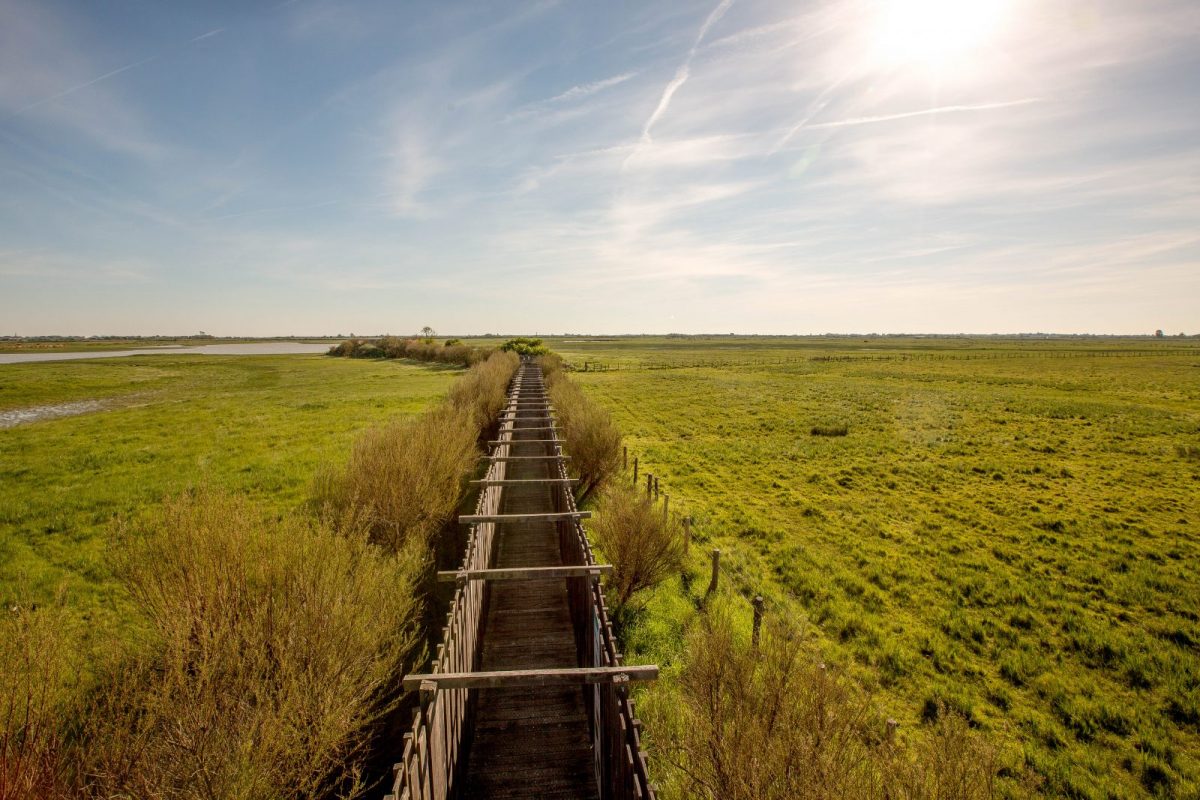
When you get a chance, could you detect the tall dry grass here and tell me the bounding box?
[314,351,518,551]
[85,490,423,800]
[647,603,1000,800]
[448,350,519,429]
[540,355,621,503]
[589,481,683,613]
[313,405,479,553]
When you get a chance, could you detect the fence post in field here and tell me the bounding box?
[752,596,764,652]
[632,457,638,486]
[654,475,660,499]
[623,446,627,470]
[707,549,720,596]
[646,473,653,498]
[683,516,692,556]
[662,494,669,522]
[886,718,899,744]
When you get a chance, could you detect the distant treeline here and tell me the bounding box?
[328,336,550,367]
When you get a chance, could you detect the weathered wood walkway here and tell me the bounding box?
[387,358,656,800]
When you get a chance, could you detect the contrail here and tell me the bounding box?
[801,98,1043,131]
[638,0,735,142]
[17,57,157,113]
[191,28,225,42]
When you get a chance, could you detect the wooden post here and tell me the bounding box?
[663,493,669,522]
[623,446,627,470]
[683,516,692,556]
[632,457,638,486]
[653,475,660,499]
[646,473,653,498]
[707,549,720,595]
[752,596,764,651]
[886,718,899,744]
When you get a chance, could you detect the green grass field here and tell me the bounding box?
[560,337,1200,799]
[0,354,456,637]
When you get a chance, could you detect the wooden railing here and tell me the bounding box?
[553,457,656,799]
[386,388,513,800]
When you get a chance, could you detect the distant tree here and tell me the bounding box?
[1155,329,1165,338]
[420,326,436,344]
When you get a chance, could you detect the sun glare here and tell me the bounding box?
[871,0,1009,71]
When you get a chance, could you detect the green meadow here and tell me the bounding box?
[0,354,456,633]
[559,336,1200,799]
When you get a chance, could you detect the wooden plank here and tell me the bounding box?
[480,455,570,462]
[459,511,590,524]
[437,565,613,582]
[488,438,563,445]
[469,478,578,486]
[403,665,659,692]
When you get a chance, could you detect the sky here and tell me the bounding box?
[1,0,1197,336]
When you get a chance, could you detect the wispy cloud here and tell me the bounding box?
[191,28,224,43]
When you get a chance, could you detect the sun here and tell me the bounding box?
[870,0,1010,72]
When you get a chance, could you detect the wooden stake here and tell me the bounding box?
[663,493,669,522]
[646,473,653,498]
[886,719,899,744]
[752,596,764,651]
[623,445,627,470]
[653,475,660,499]
[632,457,638,486]
[707,549,720,595]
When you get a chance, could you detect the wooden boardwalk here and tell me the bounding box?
[387,359,656,800]
[461,395,599,799]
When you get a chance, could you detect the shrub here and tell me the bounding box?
[328,336,492,367]
[1175,444,1200,461]
[648,605,998,800]
[589,481,683,612]
[91,490,424,800]
[500,337,549,356]
[0,601,81,800]
[811,424,849,437]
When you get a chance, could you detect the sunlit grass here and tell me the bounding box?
[568,337,1200,799]
[0,355,456,633]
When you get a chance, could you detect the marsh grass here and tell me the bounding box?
[567,338,1200,798]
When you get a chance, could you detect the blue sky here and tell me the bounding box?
[1,0,1197,335]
